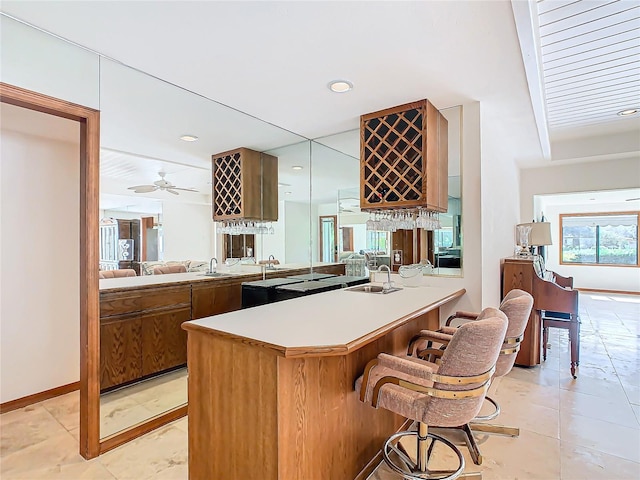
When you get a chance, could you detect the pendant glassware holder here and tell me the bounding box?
[217,220,275,235]
[365,208,441,232]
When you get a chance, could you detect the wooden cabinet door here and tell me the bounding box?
[141,306,191,376]
[100,315,143,390]
[192,282,243,320]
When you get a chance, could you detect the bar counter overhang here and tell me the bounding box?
[183,282,465,480]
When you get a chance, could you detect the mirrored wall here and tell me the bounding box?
[97,57,310,439]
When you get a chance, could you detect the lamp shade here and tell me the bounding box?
[529,222,552,246]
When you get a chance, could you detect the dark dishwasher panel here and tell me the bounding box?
[285,272,336,281]
[241,277,304,308]
[317,275,370,288]
[274,280,342,302]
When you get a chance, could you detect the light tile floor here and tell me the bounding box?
[1,293,638,479]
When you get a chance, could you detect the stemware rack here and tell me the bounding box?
[360,99,448,213]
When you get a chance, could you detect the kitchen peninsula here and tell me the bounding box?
[183,281,465,480]
[98,263,344,391]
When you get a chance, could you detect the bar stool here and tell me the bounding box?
[98,268,137,279]
[153,264,187,274]
[355,309,507,480]
[407,289,533,452]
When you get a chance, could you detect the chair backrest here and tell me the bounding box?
[153,264,187,275]
[495,289,533,376]
[99,269,137,279]
[422,308,507,427]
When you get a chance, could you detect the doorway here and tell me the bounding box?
[0,82,100,459]
[320,215,338,262]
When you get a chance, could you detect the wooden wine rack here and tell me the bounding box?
[211,147,278,222]
[360,99,448,212]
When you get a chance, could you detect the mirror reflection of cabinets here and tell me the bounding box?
[2,15,464,459]
[211,148,278,222]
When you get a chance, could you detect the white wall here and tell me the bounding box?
[161,202,214,261]
[1,15,99,109]
[520,157,640,222]
[1,128,80,403]
[539,201,640,293]
[284,201,312,263]
[479,107,523,307]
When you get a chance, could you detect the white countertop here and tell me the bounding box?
[185,275,464,353]
[98,262,338,291]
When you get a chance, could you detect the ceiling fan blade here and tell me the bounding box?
[170,187,199,192]
[166,188,180,195]
[128,185,157,193]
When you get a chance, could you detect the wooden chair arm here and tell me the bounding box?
[406,330,452,356]
[445,311,480,326]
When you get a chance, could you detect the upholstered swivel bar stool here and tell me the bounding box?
[407,289,533,456]
[153,264,187,274]
[356,310,507,480]
[98,268,137,279]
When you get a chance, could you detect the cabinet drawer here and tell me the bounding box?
[100,285,191,317]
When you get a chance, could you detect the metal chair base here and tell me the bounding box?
[473,396,500,421]
[383,429,466,480]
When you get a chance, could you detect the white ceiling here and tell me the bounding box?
[1,102,79,143]
[1,0,544,164]
[537,187,640,206]
[2,0,638,207]
[537,0,640,130]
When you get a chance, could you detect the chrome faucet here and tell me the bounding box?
[209,257,218,274]
[378,264,393,291]
[267,254,276,270]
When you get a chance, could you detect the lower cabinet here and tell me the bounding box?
[100,315,143,390]
[141,306,190,376]
[192,280,243,319]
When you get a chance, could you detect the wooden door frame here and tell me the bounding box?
[319,215,338,262]
[0,83,100,459]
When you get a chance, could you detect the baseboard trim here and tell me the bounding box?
[576,288,640,296]
[0,381,79,414]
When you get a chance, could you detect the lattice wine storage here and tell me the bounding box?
[360,99,448,212]
[211,147,278,221]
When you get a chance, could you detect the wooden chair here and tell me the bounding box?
[98,269,137,279]
[535,270,580,378]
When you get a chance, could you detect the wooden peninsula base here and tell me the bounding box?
[184,285,465,479]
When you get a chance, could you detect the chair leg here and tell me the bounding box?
[569,317,580,379]
[542,325,549,361]
[460,423,483,465]
[470,422,520,437]
[417,422,429,472]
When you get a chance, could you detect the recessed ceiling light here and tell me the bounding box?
[292,165,304,171]
[328,80,353,93]
[589,198,596,201]
[179,134,199,142]
[285,191,292,195]
[617,108,639,117]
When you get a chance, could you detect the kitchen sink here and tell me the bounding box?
[346,284,402,294]
[199,272,232,277]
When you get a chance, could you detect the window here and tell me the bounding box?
[366,230,389,255]
[560,212,639,266]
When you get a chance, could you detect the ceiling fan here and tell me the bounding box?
[128,171,198,195]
